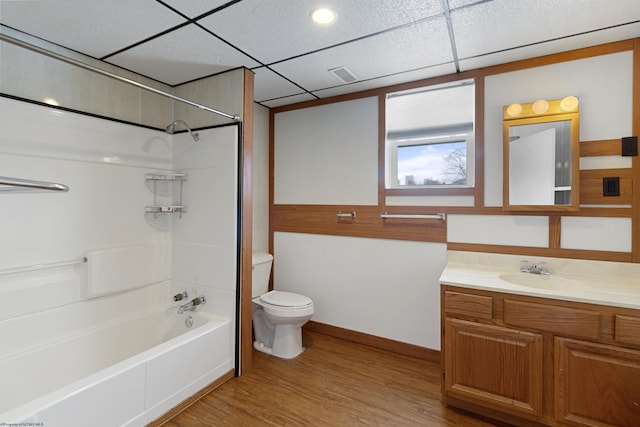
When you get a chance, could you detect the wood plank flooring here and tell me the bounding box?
[163,331,499,426]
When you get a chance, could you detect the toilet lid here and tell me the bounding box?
[260,291,312,308]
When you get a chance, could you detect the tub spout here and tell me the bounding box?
[178,296,206,314]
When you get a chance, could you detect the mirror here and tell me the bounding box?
[503,97,580,211]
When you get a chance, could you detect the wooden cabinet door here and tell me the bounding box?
[444,318,543,417]
[555,338,640,426]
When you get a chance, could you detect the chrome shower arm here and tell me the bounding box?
[165,120,199,142]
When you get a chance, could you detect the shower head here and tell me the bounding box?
[165,120,200,142]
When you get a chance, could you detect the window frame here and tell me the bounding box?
[382,78,478,197]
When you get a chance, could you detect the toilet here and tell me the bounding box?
[252,252,314,359]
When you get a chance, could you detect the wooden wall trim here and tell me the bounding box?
[549,216,561,249]
[474,77,486,208]
[633,39,640,262]
[240,69,254,375]
[447,243,632,263]
[581,139,623,157]
[378,95,386,207]
[304,320,440,363]
[478,39,635,77]
[580,168,633,205]
[272,204,446,243]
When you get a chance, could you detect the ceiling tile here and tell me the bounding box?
[271,17,453,93]
[162,0,231,19]
[452,0,640,60]
[253,67,306,102]
[0,0,183,58]
[107,25,260,86]
[447,0,494,10]
[459,21,640,72]
[198,0,444,64]
[311,63,458,99]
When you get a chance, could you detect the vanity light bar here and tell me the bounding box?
[504,96,579,120]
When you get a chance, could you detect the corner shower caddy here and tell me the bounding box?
[145,173,187,217]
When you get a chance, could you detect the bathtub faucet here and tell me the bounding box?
[173,291,188,302]
[178,296,206,314]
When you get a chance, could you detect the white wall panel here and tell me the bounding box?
[0,98,172,270]
[484,51,633,206]
[274,97,379,205]
[386,195,475,206]
[273,232,446,350]
[561,217,632,252]
[170,126,239,326]
[447,215,549,247]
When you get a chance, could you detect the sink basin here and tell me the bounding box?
[499,273,584,291]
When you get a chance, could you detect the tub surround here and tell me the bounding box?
[440,250,640,310]
[0,97,241,426]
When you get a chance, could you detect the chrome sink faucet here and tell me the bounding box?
[520,260,550,275]
[178,295,206,314]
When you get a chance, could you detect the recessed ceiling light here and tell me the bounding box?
[311,8,336,25]
[43,97,59,106]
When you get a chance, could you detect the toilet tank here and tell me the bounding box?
[252,252,273,298]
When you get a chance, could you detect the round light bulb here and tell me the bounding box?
[560,96,579,112]
[311,8,336,25]
[532,99,549,114]
[506,103,523,117]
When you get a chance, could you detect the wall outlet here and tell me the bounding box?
[603,177,620,197]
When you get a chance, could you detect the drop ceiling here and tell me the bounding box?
[1,0,639,108]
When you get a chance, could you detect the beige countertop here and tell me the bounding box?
[440,251,640,310]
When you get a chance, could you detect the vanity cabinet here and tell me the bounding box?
[441,286,640,427]
[444,318,543,416]
[555,338,640,426]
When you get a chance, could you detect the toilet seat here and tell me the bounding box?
[260,290,313,309]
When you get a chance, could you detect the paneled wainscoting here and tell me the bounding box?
[162,331,499,426]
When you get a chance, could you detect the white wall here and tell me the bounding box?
[274,232,446,349]
[274,97,379,205]
[272,48,635,351]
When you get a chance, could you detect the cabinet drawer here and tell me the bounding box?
[615,315,640,346]
[444,291,493,320]
[504,300,600,339]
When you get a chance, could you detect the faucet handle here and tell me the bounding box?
[540,261,550,275]
[192,295,206,306]
[520,260,530,273]
[173,291,188,302]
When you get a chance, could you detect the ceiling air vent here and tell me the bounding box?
[329,66,358,84]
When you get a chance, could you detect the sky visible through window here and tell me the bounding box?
[397,141,466,185]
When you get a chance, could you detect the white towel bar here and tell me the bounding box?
[0,257,86,276]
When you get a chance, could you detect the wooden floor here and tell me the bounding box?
[164,331,499,426]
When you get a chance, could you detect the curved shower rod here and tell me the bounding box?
[0,32,241,122]
[0,176,69,192]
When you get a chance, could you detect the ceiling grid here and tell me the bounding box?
[0,0,639,108]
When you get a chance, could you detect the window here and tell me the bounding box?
[385,80,475,190]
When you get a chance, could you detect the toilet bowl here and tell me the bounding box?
[252,253,314,359]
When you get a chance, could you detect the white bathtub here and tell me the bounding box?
[0,306,233,426]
